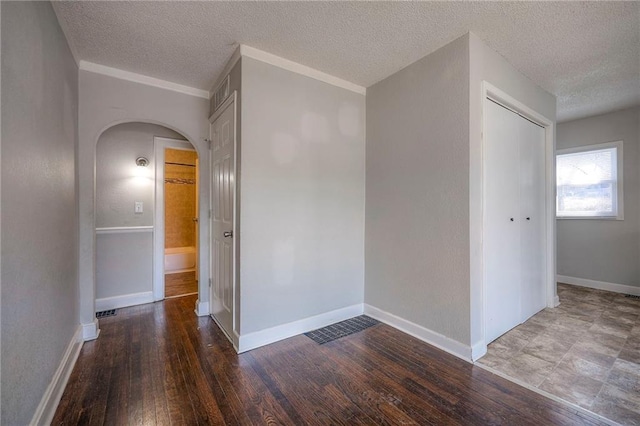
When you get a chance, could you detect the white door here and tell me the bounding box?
[519,119,546,320]
[210,97,235,338]
[484,99,546,343]
[484,99,523,343]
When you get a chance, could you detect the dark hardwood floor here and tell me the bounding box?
[53,295,607,425]
[165,271,198,298]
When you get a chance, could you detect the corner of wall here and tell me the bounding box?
[30,326,84,426]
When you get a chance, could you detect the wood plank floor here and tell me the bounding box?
[53,295,608,425]
[165,271,198,298]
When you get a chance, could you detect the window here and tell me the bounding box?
[556,141,623,219]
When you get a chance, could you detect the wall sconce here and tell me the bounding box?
[136,157,149,167]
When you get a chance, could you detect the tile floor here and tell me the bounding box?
[478,283,640,425]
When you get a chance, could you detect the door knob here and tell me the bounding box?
[192,217,199,223]
[223,231,233,238]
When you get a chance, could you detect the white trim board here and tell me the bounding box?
[364,304,473,363]
[239,45,366,95]
[153,137,198,302]
[96,291,154,311]
[79,61,210,99]
[236,304,364,353]
[30,326,83,426]
[194,299,210,317]
[82,319,100,341]
[557,275,640,296]
[96,226,153,234]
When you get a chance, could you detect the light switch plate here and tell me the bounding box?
[134,201,143,214]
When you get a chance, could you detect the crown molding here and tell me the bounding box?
[239,45,366,96]
[79,61,210,99]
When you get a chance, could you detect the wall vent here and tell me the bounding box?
[213,75,230,111]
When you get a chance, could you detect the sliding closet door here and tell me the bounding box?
[484,99,522,344]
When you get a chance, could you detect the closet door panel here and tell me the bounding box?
[519,121,546,320]
[484,100,522,343]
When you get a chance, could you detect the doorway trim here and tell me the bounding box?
[153,137,199,301]
[474,81,556,360]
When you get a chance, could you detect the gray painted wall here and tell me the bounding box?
[96,122,185,228]
[240,57,365,334]
[366,35,471,344]
[557,107,639,287]
[96,232,153,299]
[468,32,556,349]
[78,70,209,333]
[95,123,185,300]
[1,2,78,423]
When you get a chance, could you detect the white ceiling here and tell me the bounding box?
[52,1,639,122]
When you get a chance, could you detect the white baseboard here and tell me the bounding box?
[194,299,210,317]
[364,304,472,363]
[82,318,100,341]
[557,275,640,296]
[96,291,154,311]
[554,295,561,307]
[237,304,364,353]
[30,326,83,426]
[471,341,488,361]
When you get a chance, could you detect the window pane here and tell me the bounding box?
[556,147,617,217]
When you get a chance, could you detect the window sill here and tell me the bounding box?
[556,216,623,221]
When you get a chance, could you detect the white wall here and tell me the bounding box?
[95,123,186,302]
[78,69,209,336]
[556,107,639,287]
[469,32,556,352]
[366,35,471,345]
[1,2,79,423]
[240,56,366,335]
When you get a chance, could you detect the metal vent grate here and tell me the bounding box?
[625,294,640,299]
[305,316,379,345]
[213,75,230,111]
[96,309,116,318]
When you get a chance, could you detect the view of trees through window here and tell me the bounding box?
[556,143,620,218]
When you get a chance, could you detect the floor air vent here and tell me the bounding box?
[625,294,640,299]
[96,309,116,318]
[305,315,379,344]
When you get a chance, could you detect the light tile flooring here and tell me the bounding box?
[478,283,640,425]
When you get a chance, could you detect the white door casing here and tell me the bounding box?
[209,93,236,341]
[483,99,547,344]
[153,137,198,301]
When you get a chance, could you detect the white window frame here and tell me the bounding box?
[556,140,624,220]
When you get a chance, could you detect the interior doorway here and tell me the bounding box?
[153,137,200,301]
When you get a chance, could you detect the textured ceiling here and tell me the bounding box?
[52,1,639,122]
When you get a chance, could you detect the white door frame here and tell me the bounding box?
[152,137,198,301]
[476,82,556,359]
[208,91,238,349]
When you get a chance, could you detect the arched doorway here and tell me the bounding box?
[94,122,200,312]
